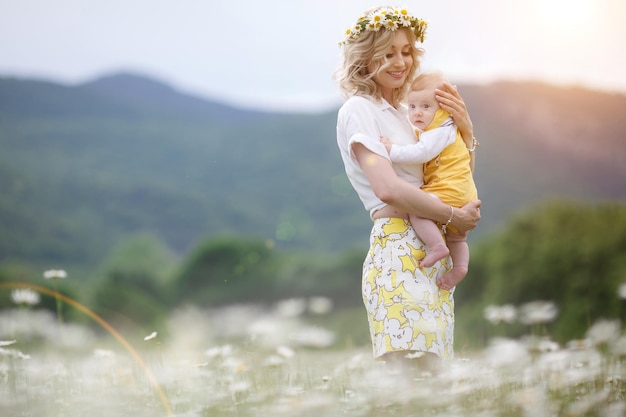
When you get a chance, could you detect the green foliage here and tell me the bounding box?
[91,270,168,333]
[271,247,365,308]
[88,234,176,332]
[3,199,625,352]
[455,200,626,349]
[2,75,625,277]
[170,237,366,309]
[96,233,178,287]
[173,235,280,306]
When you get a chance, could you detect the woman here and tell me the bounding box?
[335,7,481,366]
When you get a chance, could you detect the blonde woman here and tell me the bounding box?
[335,6,481,369]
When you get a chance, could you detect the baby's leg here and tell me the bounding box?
[410,214,449,268]
[437,238,469,291]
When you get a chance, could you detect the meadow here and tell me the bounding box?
[2,286,625,417]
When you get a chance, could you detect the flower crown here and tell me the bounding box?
[340,7,427,45]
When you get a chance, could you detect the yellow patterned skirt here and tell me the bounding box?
[362,217,455,360]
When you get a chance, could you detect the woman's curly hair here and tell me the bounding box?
[335,8,424,107]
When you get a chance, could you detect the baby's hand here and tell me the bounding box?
[379,136,393,154]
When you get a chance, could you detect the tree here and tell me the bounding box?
[455,200,626,348]
[89,233,176,332]
[173,235,279,306]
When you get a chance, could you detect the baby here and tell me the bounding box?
[381,71,478,290]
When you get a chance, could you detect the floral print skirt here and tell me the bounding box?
[362,217,455,360]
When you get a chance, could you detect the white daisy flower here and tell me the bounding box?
[43,269,67,279]
[533,336,560,353]
[519,300,558,325]
[367,11,387,31]
[566,338,593,350]
[586,319,621,346]
[484,337,530,368]
[618,282,626,299]
[93,348,115,359]
[383,19,398,31]
[366,21,381,31]
[308,296,333,315]
[276,345,295,358]
[205,344,233,358]
[484,304,517,325]
[394,8,412,26]
[275,297,307,317]
[11,288,41,306]
[0,347,30,360]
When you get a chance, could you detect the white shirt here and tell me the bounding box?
[388,117,457,164]
[336,95,452,218]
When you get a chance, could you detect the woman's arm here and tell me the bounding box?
[435,82,476,172]
[353,143,481,231]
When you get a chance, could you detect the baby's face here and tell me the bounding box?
[407,89,439,131]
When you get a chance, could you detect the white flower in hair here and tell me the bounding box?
[383,18,398,31]
[339,7,428,45]
[367,11,387,31]
[394,8,413,27]
[347,23,362,38]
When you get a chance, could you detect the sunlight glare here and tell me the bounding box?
[538,0,593,30]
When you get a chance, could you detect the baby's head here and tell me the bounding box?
[410,71,448,94]
[407,71,449,131]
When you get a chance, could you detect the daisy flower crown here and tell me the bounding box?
[340,7,427,45]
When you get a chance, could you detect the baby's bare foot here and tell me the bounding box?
[437,266,468,291]
[419,244,449,268]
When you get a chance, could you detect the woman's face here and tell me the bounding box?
[367,29,413,102]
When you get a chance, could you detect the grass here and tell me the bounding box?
[1,298,626,417]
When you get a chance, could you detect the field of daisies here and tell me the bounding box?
[2,276,626,417]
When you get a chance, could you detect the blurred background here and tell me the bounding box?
[1,0,625,349]
[2,0,625,112]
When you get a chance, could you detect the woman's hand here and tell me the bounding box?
[450,199,481,233]
[435,82,473,146]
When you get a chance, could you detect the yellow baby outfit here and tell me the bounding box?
[421,108,478,207]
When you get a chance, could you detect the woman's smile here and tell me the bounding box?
[388,70,406,79]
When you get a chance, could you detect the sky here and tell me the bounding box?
[1,0,625,112]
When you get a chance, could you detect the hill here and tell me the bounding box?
[0,72,625,272]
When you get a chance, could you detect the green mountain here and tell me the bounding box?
[1,73,625,272]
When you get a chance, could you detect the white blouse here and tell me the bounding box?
[336,95,451,219]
